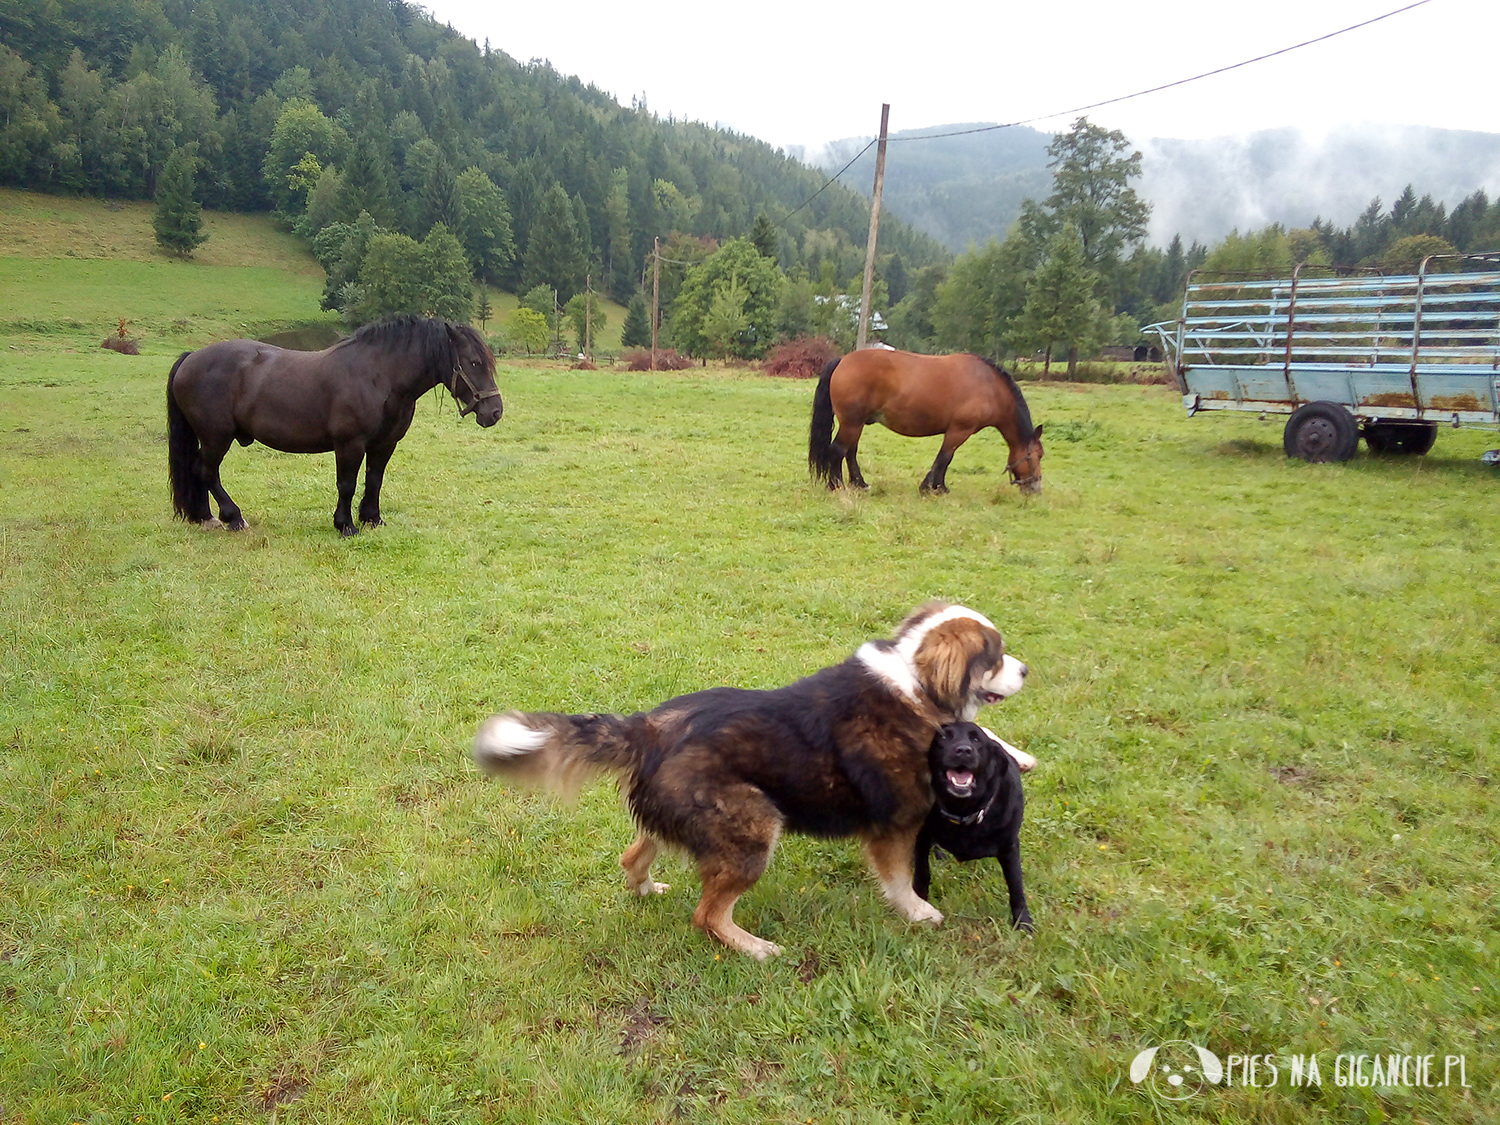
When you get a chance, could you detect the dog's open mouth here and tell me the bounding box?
[944,769,976,797]
[979,690,1005,705]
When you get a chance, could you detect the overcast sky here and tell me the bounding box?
[420,0,1494,155]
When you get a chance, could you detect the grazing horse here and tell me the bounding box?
[809,350,1044,495]
[167,316,502,535]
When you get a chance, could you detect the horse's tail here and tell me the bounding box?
[166,353,206,521]
[807,356,842,483]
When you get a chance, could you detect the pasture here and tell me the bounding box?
[3,345,1497,1122]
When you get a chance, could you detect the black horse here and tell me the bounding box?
[167,316,502,535]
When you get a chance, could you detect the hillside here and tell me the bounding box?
[0,188,337,354]
[0,0,949,308]
[0,189,630,355]
[815,125,1053,252]
[819,122,1500,250]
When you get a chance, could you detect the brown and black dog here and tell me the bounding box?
[472,602,1027,959]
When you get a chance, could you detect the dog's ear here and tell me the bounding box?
[914,619,1000,716]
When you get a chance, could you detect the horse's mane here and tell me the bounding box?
[341,315,495,383]
[973,356,1037,442]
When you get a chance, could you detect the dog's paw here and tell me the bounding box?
[906,899,944,926]
[745,938,783,961]
[986,729,1036,772]
[632,880,671,896]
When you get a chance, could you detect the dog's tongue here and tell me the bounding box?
[946,769,975,790]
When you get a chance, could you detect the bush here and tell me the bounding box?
[620,348,694,371]
[101,336,139,355]
[763,336,841,379]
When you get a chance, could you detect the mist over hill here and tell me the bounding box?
[815,122,1500,250]
[1138,124,1500,245]
[804,125,1052,252]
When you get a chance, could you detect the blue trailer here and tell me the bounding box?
[1149,254,1500,461]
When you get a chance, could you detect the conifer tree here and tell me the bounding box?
[749,211,778,260]
[621,292,651,348]
[153,147,208,257]
[422,155,464,237]
[341,134,397,228]
[1009,226,1102,377]
[522,183,585,300]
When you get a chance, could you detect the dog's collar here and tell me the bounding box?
[935,786,998,826]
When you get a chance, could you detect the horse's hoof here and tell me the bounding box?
[199,517,224,530]
[360,516,384,528]
[224,517,248,531]
[338,524,359,537]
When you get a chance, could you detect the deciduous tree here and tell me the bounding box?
[670,238,783,359]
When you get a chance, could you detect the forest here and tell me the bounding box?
[5,0,1500,365]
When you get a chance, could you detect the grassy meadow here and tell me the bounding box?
[2,192,1498,1123]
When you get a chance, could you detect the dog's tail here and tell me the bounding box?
[473,709,647,796]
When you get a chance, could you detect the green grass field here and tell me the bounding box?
[2,192,1497,1123]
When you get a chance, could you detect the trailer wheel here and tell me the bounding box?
[1284,402,1358,462]
[1364,420,1438,455]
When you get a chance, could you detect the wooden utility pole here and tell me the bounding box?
[650,236,661,371]
[584,272,592,360]
[856,103,890,351]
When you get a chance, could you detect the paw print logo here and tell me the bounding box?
[1129,1040,1223,1101]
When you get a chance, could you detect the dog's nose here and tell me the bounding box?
[1019,663,1028,679]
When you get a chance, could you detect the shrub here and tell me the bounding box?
[763,336,841,379]
[620,348,694,371]
[101,336,139,355]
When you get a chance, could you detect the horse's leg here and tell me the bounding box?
[920,430,974,495]
[333,442,366,536]
[358,442,396,527]
[844,425,870,490]
[199,437,247,530]
[829,420,865,490]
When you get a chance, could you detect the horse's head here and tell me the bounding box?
[1007,424,1043,494]
[449,323,503,427]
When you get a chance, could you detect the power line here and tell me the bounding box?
[805,0,1435,176]
[774,138,876,229]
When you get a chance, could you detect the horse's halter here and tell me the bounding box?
[447,362,502,417]
[1006,456,1040,489]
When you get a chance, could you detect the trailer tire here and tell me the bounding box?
[1284,402,1358,463]
[1364,420,1438,455]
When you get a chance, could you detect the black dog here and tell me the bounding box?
[914,721,1033,932]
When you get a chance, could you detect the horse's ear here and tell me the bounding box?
[1033,423,1043,439]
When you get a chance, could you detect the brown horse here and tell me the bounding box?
[168,315,502,535]
[809,350,1044,495]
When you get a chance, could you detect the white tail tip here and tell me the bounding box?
[474,713,550,771]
